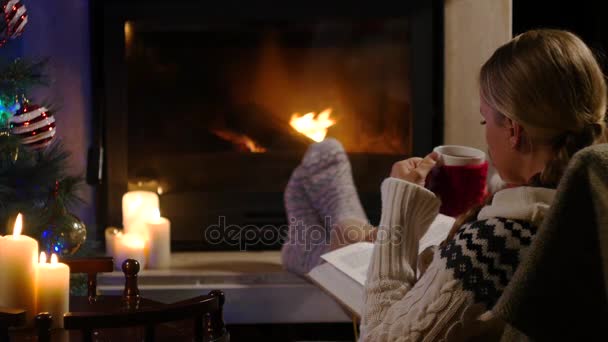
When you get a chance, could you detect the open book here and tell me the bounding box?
[307,214,455,317]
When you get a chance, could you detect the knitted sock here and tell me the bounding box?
[281,138,368,275]
[281,161,326,275]
[299,138,368,225]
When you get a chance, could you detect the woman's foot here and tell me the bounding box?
[281,138,369,275]
[299,138,367,225]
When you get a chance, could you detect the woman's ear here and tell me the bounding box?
[509,120,528,151]
[503,118,516,148]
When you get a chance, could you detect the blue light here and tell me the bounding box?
[54,246,59,252]
[0,98,20,126]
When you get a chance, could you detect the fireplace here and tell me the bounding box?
[91,1,444,250]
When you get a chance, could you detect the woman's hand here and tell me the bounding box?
[329,218,377,251]
[390,152,439,186]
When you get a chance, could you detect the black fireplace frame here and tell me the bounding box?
[89,0,444,243]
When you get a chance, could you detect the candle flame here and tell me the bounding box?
[13,213,23,237]
[40,251,47,264]
[51,253,59,265]
[152,208,161,220]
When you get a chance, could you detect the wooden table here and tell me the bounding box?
[10,296,189,341]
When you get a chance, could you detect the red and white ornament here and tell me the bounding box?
[10,102,56,149]
[0,0,27,47]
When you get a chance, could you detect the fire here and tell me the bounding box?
[289,108,336,142]
[13,213,23,237]
[212,130,267,153]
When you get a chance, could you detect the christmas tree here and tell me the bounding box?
[0,1,86,256]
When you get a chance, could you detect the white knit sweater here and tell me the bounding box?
[360,178,556,341]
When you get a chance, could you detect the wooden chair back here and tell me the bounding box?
[57,259,228,342]
[6,258,229,342]
[0,307,26,341]
[60,256,114,302]
[62,291,228,342]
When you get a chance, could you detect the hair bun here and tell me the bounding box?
[563,122,603,156]
[581,122,604,143]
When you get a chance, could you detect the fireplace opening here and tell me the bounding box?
[126,19,411,157]
[94,2,443,251]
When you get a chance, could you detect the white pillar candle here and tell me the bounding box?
[122,191,159,235]
[36,253,69,328]
[113,233,146,270]
[0,214,39,323]
[145,209,171,269]
[104,227,122,257]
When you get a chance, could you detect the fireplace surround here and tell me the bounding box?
[91,0,444,251]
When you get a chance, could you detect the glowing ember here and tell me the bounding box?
[212,130,267,153]
[289,108,336,142]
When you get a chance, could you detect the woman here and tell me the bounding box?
[361,29,607,341]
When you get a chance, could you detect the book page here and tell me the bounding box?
[319,214,454,286]
[320,242,374,286]
[307,262,364,317]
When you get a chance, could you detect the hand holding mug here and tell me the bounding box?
[390,152,440,186]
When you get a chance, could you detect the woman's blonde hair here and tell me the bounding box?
[446,29,608,241]
[480,29,607,187]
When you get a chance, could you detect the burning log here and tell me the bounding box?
[210,103,314,152]
[211,129,267,153]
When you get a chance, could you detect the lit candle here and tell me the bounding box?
[122,191,159,235]
[36,253,69,328]
[104,227,122,257]
[145,209,171,269]
[0,214,39,323]
[113,233,146,270]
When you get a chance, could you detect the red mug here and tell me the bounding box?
[425,145,489,217]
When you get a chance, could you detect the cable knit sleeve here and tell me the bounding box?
[361,177,441,334]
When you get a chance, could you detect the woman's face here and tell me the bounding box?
[480,96,524,185]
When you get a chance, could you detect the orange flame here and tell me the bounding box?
[13,213,23,237]
[289,108,336,142]
[212,130,267,153]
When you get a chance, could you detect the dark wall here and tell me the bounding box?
[513,0,608,69]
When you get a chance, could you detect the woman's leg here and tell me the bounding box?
[281,138,369,275]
